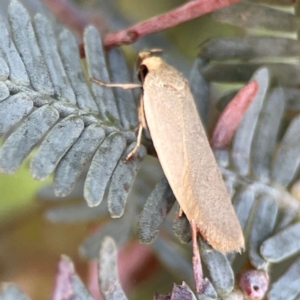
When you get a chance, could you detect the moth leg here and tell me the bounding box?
[90,78,142,90]
[191,219,205,293]
[125,94,147,161]
[137,93,148,130]
[179,207,183,217]
[125,125,143,161]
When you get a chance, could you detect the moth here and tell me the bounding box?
[92,49,244,254]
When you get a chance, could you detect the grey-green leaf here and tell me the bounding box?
[59,29,98,113]
[272,115,300,187]
[199,240,234,296]
[0,57,9,81]
[0,105,59,173]
[107,47,138,129]
[189,58,209,129]
[268,256,300,300]
[0,11,29,86]
[30,115,84,180]
[202,63,300,86]
[173,206,192,244]
[33,14,76,103]
[260,222,300,263]
[84,132,126,207]
[108,143,146,218]
[0,92,33,136]
[84,26,119,123]
[8,0,53,95]
[251,87,285,183]
[138,176,176,244]
[54,124,105,197]
[212,2,298,32]
[99,237,128,300]
[232,186,256,233]
[249,194,278,269]
[231,67,269,175]
[200,37,299,60]
[0,82,9,101]
[45,202,108,223]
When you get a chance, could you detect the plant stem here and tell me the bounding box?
[103,0,241,48]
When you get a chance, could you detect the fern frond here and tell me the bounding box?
[0,0,142,220]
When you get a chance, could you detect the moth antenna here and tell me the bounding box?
[148,48,163,54]
[90,77,142,90]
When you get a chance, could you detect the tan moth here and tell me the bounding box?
[92,49,244,253]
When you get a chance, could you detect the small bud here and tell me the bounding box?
[238,269,269,300]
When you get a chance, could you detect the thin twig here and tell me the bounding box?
[103,0,241,48]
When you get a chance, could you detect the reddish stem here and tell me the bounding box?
[103,0,241,48]
[41,0,241,49]
[191,219,203,293]
[210,80,258,149]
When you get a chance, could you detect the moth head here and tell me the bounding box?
[136,49,164,83]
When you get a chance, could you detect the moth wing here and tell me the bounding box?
[143,65,244,253]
